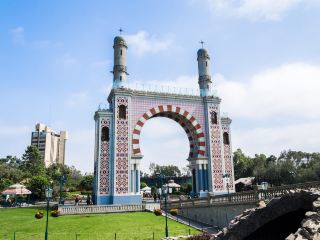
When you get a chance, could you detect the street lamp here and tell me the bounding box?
[59,175,66,205]
[222,173,230,200]
[261,181,268,199]
[45,185,53,240]
[161,177,176,238]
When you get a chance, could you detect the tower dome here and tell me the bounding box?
[114,36,127,47]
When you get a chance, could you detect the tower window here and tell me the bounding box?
[211,111,217,124]
[101,126,109,142]
[120,50,122,56]
[120,76,122,80]
[119,105,126,119]
[223,132,230,145]
[206,61,207,67]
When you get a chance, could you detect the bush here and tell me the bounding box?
[50,210,60,217]
[170,208,178,216]
[35,211,44,219]
[153,208,162,216]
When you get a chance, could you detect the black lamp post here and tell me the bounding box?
[162,181,169,238]
[160,175,177,239]
[59,175,66,205]
[45,184,53,240]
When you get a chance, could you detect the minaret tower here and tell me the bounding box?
[197,43,212,97]
[112,35,128,88]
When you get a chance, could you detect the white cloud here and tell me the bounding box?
[10,26,25,45]
[233,121,320,157]
[202,0,308,21]
[65,92,89,107]
[217,63,320,120]
[125,31,173,56]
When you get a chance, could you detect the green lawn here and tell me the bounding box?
[0,208,200,240]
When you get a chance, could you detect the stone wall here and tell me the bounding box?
[176,202,258,229]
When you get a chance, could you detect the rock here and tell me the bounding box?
[258,200,266,208]
[313,201,320,210]
[305,211,320,221]
[286,233,296,240]
[295,234,309,240]
[299,227,313,240]
[312,232,320,240]
[302,220,320,235]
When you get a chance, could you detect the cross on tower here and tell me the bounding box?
[199,40,204,48]
[119,28,123,35]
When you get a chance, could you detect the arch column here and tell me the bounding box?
[131,155,142,194]
[190,157,208,194]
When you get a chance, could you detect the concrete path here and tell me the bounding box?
[144,202,220,235]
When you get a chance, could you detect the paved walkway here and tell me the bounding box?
[144,202,220,235]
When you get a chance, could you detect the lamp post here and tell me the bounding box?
[45,185,53,240]
[261,181,268,200]
[162,182,169,238]
[59,175,66,205]
[161,176,176,239]
[222,173,230,200]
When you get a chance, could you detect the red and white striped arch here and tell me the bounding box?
[132,105,206,158]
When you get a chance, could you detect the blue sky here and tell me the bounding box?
[1,0,320,173]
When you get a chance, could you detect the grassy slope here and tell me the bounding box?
[0,208,199,240]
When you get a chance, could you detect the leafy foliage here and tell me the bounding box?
[233,148,320,188]
[149,163,181,177]
[27,176,49,200]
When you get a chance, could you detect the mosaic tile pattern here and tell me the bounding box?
[222,125,234,190]
[115,96,129,194]
[99,118,110,194]
[208,104,224,191]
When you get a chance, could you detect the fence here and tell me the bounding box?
[162,181,320,209]
[59,204,144,215]
[2,229,199,240]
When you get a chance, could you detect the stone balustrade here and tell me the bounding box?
[59,204,145,215]
[162,181,320,210]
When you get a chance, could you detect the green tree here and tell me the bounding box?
[78,175,93,191]
[21,145,45,177]
[149,163,181,177]
[0,178,13,191]
[140,182,147,189]
[27,175,49,200]
[233,149,254,179]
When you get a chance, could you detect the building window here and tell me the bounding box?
[223,132,230,145]
[101,126,109,142]
[120,76,122,80]
[120,50,122,56]
[206,61,207,67]
[119,105,126,119]
[211,111,217,124]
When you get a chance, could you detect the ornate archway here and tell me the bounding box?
[132,105,206,159]
[93,35,234,205]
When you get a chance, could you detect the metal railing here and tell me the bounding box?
[115,82,218,97]
[162,181,320,209]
